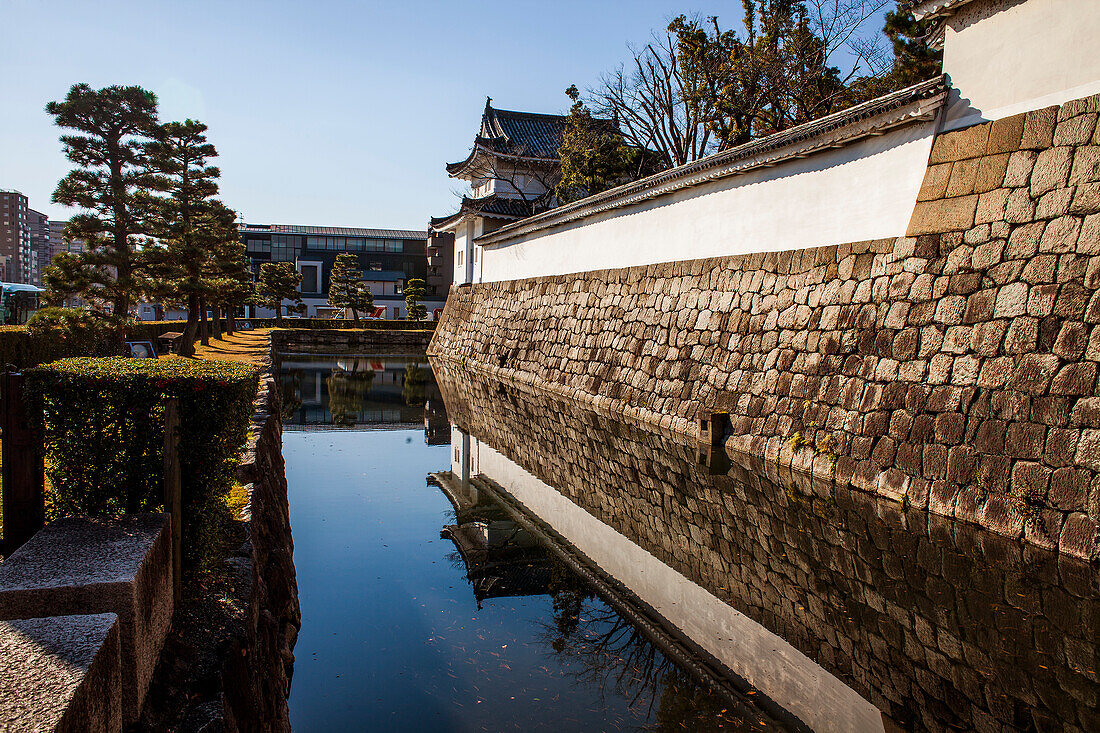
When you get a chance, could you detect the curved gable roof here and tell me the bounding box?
[446,98,571,176]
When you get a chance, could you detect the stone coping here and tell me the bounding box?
[0,514,174,725]
[0,613,123,733]
[0,515,166,592]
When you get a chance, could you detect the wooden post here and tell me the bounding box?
[0,371,45,553]
[163,398,182,602]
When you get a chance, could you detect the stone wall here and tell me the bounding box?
[271,328,434,354]
[222,365,300,733]
[139,351,300,732]
[430,92,1100,559]
[434,361,1100,733]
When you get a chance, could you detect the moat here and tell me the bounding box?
[279,354,1099,732]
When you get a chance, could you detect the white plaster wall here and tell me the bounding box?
[942,0,1100,129]
[469,439,885,733]
[478,121,936,283]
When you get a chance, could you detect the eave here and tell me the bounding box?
[476,76,948,248]
[446,137,561,179]
[429,195,530,234]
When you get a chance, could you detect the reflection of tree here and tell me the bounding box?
[542,566,751,731]
[402,362,427,407]
[548,562,594,650]
[326,368,375,427]
[280,369,304,421]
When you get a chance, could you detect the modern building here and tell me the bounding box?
[430,99,570,286]
[0,190,30,283]
[28,209,49,285]
[47,219,85,260]
[238,223,443,319]
[426,231,454,299]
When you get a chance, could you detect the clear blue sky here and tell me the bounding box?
[0,0,875,231]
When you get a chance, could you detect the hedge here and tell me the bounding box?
[0,319,193,370]
[26,357,259,571]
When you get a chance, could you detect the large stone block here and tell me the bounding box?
[974,153,1010,194]
[1030,147,1074,198]
[946,157,981,198]
[1020,106,1058,150]
[0,515,173,725]
[1053,114,1097,147]
[0,613,122,733]
[908,196,979,236]
[1069,145,1100,186]
[917,162,953,201]
[986,114,1025,155]
[929,122,990,164]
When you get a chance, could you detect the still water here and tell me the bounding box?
[282,355,1099,732]
[283,357,756,731]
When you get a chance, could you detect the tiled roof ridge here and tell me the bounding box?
[488,106,571,123]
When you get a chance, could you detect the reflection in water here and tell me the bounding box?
[281,356,764,731]
[432,357,1100,733]
[279,354,440,433]
[430,470,777,730]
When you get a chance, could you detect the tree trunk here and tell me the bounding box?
[199,296,210,346]
[212,305,224,339]
[351,306,360,325]
[274,302,283,327]
[114,294,130,320]
[179,292,200,358]
[226,308,235,336]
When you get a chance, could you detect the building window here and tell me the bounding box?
[457,251,463,266]
[384,239,402,252]
[368,262,382,271]
[271,234,300,261]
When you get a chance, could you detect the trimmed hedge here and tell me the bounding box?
[0,319,192,370]
[26,357,259,571]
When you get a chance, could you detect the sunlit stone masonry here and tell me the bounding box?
[430,0,1100,558]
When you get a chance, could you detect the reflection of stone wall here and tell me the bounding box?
[272,328,433,354]
[434,362,1100,733]
[430,93,1100,559]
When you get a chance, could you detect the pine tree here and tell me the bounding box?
[146,119,235,356]
[883,6,943,87]
[404,278,427,321]
[45,83,163,316]
[256,262,302,326]
[327,253,365,322]
[350,281,375,321]
[556,86,659,205]
[207,237,254,336]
